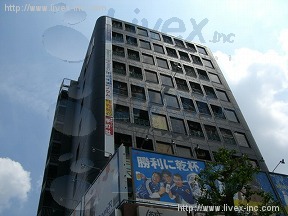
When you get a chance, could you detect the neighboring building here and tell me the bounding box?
[37,16,271,216]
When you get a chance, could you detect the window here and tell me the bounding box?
[112,45,125,57]
[137,27,148,37]
[112,32,124,43]
[127,49,140,61]
[151,113,168,130]
[209,73,221,84]
[181,97,196,112]
[219,128,236,145]
[113,61,126,75]
[156,57,169,69]
[131,85,146,100]
[150,31,161,40]
[165,94,179,109]
[153,43,164,54]
[140,39,151,50]
[191,55,203,65]
[125,24,136,33]
[112,20,122,29]
[234,132,250,147]
[224,109,239,122]
[114,133,132,155]
[186,42,196,52]
[203,86,217,98]
[211,105,225,119]
[196,101,211,116]
[136,137,154,150]
[160,74,174,87]
[142,53,154,65]
[187,121,204,138]
[148,90,163,104]
[166,47,178,58]
[196,149,211,160]
[126,36,137,46]
[204,125,220,141]
[170,61,183,73]
[184,65,196,77]
[174,38,185,48]
[162,35,173,44]
[114,104,130,122]
[113,81,128,96]
[171,117,186,134]
[145,70,158,83]
[129,65,143,79]
[156,142,173,154]
[197,46,208,55]
[216,89,230,101]
[179,51,190,61]
[197,69,210,81]
[190,82,203,95]
[175,78,189,91]
[177,146,192,158]
[202,58,214,68]
[133,108,150,126]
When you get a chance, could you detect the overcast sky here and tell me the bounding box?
[0,0,288,215]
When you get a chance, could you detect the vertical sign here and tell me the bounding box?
[83,146,128,216]
[104,17,114,157]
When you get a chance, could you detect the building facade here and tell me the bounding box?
[37,16,274,216]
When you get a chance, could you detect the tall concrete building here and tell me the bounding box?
[37,16,271,216]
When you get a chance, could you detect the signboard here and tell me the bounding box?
[270,173,288,213]
[234,172,278,206]
[132,149,205,206]
[138,206,187,216]
[104,17,114,157]
[83,146,127,216]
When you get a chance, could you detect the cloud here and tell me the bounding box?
[213,30,288,174]
[0,158,31,213]
[279,29,288,53]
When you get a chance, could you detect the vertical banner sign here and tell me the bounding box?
[270,173,288,213]
[83,147,127,216]
[104,17,114,157]
[132,149,205,206]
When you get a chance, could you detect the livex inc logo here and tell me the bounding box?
[108,8,235,44]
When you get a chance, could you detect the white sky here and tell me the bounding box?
[0,0,288,215]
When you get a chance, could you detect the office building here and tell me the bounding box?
[37,16,273,216]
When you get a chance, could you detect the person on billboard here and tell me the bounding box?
[169,173,196,204]
[160,170,178,202]
[136,172,165,200]
[187,173,201,200]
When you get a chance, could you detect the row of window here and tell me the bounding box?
[113,78,229,102]
[112,34,214,69]
[113,51,218,86]
[115,133,257,164]
[112,20,208,56]
[114,86,238,121]
[113,108,250,148]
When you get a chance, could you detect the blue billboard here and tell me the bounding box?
[270,173,288,213]
[131,149,205,206]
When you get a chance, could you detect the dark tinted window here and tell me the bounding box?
[175,78,189,91]
[181,97,196,112]
[131,85,146,100]
[204,125,220,141]
[187,121,204,138]
[170,117,186,134]
[150,31,161,40]
[140,39,151,49]
[142,53,154,65]
[145,70,158,83]
[165,94,179,109]
[157,57,169,69]
[160,74,174,87]
[196,101,211,115]
[138,27,148,36]
[148,90,163,104]
[162,35,173,44]
[153,43,164,53]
